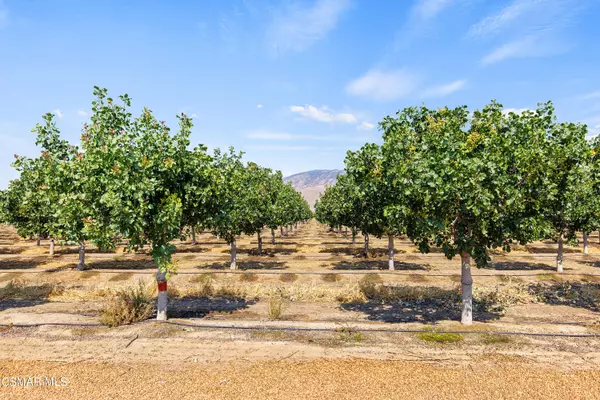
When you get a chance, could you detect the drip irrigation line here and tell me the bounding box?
[0,320,597,338]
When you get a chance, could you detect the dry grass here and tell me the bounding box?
[239,272,259,282]
[321,273,341,283]
[267,289,287,320]
[100,280,154,327]
[279,273,298,283]
[0,278,63,300]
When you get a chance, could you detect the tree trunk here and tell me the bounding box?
[156,270,168,321]
[352,229,356,244]
[230,240,237,270]
[363,233,369,257]
[271,228,275,244]
[583,232,589,255]
[257,232,263,255]
[388,234,395,270]
[460,252,473,325]
[557,235,564,273]
[77,241,85,271]
[36,234,41,246]
[49,238,55,256]
[191,226,197,245]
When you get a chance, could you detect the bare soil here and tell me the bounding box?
[1,221,600,399]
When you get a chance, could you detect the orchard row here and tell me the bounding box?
[315,101,600,324]
[0,87,312,278]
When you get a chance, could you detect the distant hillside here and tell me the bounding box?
[284,169,343,209]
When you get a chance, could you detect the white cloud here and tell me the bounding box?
[357,121,375,131]
[77,110,89,117]
[346,69,419,101]
[257,104,264,109]
[267,0,351,55]
[289,105,358,124]
[501,108,532,115]
[481,34,567,65]
[191,113,199,118]
[54,109,63,120]
[421,80,466,98]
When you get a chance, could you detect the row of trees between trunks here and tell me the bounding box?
[315,101,600,325]
[0,87,312,320]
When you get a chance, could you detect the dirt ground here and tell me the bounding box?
[1,221,600,398]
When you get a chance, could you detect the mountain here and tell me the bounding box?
[284,169,343,208]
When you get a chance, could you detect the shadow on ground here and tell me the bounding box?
[168,296,257,318]
[196,261,287,270]
[485,261,559,271]
[340,299,500,323]
[331,260,429,271]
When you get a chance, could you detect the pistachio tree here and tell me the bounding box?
[381,102,551,324]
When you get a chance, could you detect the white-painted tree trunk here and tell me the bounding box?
[583,232,589,255]
[271,228,275,244]
[557,235,564,273]
[460,252,473,325]
[363,233,369,257]
[77,242,85,271]
[388,234,395,270]
[49,238,55,256]
[191,226,197,245]
[156,270,167,321]
[230,240,237,270]
[257,232,263,255]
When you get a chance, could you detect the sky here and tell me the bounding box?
[1,0,599,187]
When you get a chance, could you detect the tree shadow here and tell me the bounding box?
[485,261,559,271]
[168,296,257,318]
[195,261,287,270]
[331,260,429,271]
[0,299,50,312]
[85,259,155,270]
[174,246,211,254]
[341,299,500,323]
[528,281,600,312]
[0,247,26,255]
[0,281,56,311]
[577,260,600,269]
[525,246,580,254]
[229,248,298,256]
[55,247,117,255]
[0,258,45,270]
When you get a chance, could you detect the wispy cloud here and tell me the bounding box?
[77,110,89,117]
[346,69,419,102]
[468,0,541,38]
[581,91,600,100]
[0,1,8,29]
[54,109,63,120]
[413,0,455,20]
[501,108,532,115]
[481,34,568,65]
[471,0,586,65]
[266,0,351,55]
[289,105,357,124]
[357,121,375,131]
[247,130,297,141]
[257,104,264,109]
[421,80,466,98]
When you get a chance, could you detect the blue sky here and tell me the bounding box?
[1,0,599,187]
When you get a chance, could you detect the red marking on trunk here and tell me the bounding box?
[157,281,167,292]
